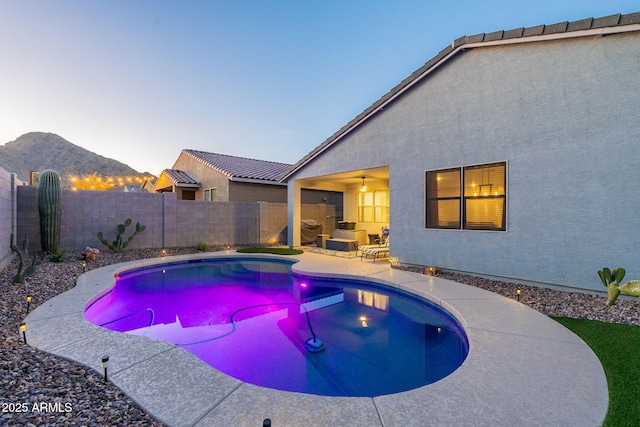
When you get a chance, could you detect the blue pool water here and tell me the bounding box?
[84,258,469,397]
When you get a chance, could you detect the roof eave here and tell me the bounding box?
[280,16,640,182]
[183,150,234,179]
[231,177,288,186]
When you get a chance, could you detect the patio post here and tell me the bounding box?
[287,179,301,247]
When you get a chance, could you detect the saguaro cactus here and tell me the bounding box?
[38,170,62,254]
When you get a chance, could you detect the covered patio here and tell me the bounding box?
[287,166,389,249]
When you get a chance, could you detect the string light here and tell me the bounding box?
[67,173,155,191]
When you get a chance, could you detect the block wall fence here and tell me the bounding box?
[0,168,20,270]
[0,176,334,258]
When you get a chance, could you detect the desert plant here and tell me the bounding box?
[196,241,210,252]
[38,170,62,254]
[48,250,66,263]
[598,267,632,306]
[598,267,626,287]
[10,234,46,284]
[97,219,146,253]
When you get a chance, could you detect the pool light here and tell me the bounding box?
[360,316,368,328]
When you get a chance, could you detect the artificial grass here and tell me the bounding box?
[552,317,640,427]
[236,247,304,255]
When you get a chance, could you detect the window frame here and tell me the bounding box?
[358,188,389,223]
[425,162,507,232]
[203,187,217,202]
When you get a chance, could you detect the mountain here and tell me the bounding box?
[0,132,145,187]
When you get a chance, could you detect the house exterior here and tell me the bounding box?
[283,12,640,292]
[153,149,292,202]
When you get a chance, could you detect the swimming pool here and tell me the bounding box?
[84,257,469,397]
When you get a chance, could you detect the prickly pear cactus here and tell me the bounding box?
[606,280,640,305]
[618,281,640,298]
[606,282,621,306]
[97,218,146,253]
[38,170,62,254]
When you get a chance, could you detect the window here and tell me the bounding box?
[181,189,196,200]
[426,162,506,231]
[358,189,389,223]
[203,188,217,202]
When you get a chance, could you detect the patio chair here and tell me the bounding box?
[356,227,387,256]
[359,239,390,262]
[359,230,390,262]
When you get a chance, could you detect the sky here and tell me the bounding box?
[1,1,637,175]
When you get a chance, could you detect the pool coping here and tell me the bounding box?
[23,251,608,427]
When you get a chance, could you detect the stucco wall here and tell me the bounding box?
[289,32,640,291]
[172,152,231,201]
[229,181,287,203]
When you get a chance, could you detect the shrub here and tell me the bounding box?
[196,242,210,252]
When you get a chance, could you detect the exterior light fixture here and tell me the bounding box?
[102,355,109,382]
[263,419,272,427]
[390,257,399,267]
[19,323,27,344]
[516,289,521,302]
[26,295,32,314]
[162,249,167,257]
[360,176,368,192]
[82,261,87,272]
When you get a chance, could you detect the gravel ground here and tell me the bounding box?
[1,249,638,426]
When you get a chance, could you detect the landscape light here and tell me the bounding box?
[19,323,27,344]
[516,289,521,302]
[26,295,32,314]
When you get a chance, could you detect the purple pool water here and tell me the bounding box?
[84,258,468,397]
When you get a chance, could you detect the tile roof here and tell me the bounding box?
[281,11,640,181]
[162,169,199,185]
[183,149,291,182]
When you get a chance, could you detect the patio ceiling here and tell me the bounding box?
[296,166,389,191]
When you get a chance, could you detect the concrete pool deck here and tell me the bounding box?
[23,251,607,426]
